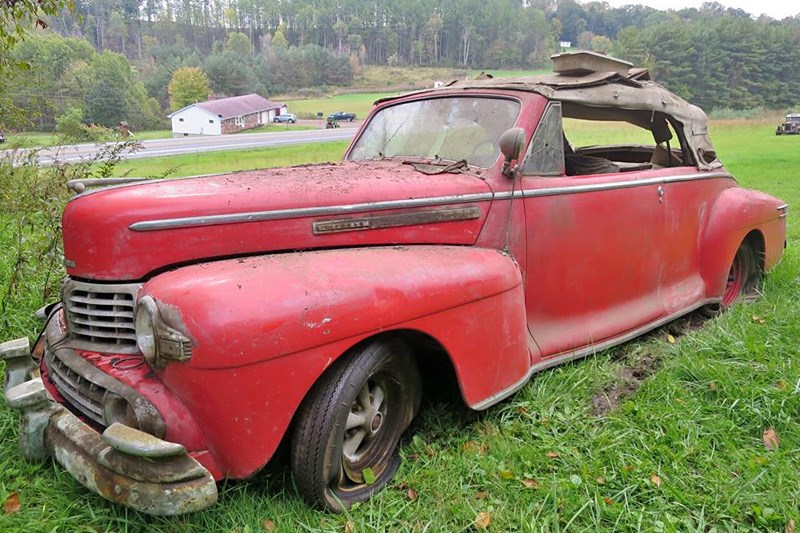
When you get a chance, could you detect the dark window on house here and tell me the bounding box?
[178,118,184,122]
[209,119,214,124]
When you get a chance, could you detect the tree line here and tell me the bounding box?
[3,0,800,133]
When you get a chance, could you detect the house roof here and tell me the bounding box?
[169,94,285,119]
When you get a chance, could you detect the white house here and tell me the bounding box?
[169,94,288,136]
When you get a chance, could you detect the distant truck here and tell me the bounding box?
[776,113,800,135]
[328,111,356,122]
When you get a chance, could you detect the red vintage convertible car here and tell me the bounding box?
[1,52,788,514]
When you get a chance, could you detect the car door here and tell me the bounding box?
[519,102,669,358]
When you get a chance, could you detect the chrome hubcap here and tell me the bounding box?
[341,380,387,481]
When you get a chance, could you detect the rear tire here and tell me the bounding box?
[721,240,761,307]
[291,339,421,511]
[703,240,762,317]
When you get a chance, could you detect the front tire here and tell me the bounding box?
[291,339,421,511]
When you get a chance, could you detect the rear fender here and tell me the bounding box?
[141,246,529,477]
[701,187,787,297]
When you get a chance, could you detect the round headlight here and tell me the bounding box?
[135,296,158,363]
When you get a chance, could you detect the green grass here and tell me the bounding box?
[111,141,349,178]
[5,130,172,149]
[1,119,799,531]
[283,93,397,120]
[238,124,316,134]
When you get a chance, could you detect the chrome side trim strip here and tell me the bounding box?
[520,171,732,199]
[129,193,493,231]
[470,298,717,410]
[312,206,481,234]
[130,171,732,232]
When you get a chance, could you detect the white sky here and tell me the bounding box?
[601,1,799,20]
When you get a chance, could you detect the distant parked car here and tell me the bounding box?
[328,111,356,122]
[274,113,296,124]
[776,113,800,135]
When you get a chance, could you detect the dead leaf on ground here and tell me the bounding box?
[786,518,795,533]
[622,465,634,473]
[603,497,615,505]
[475,490,490,500]
[262,519,278,532]
[650,474,662,487]
[463,441,488,455]
[406,488,418,502]
[708,382,717,391]
[475,511,491,529]
[752,315,766,325]
[546,451,559,459]
[596,477,606,485]
[521,478,539,489]
[666,334,676,344]
[776,381,787,390]
[3,492,20,514]
[763,427,780,450]
[344,520,356,533]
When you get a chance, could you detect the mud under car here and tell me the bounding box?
[2,52,788,514]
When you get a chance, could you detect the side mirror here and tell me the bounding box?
[498,127,526,178]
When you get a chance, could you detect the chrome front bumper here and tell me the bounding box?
[1,337,218,516]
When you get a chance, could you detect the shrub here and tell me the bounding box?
[55,107,113,143]
[0,142,140,339]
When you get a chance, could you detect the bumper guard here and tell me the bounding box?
[1,337,218,515]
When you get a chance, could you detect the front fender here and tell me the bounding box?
[142,245,522,370]
[139,246,527,477]
[701,187,787,297]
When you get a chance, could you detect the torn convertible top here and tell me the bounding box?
[375,53,722,171]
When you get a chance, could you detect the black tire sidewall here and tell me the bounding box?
[291,339,421,510]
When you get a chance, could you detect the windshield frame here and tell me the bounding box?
[345,93,523,169]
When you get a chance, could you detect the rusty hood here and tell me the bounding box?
[62,161,493,281]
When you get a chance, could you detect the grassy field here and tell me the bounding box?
[111,141,349,178]
[4,130,173,149]
[283,92,397,120]
[282,67,552,119]
[1,120,799,532]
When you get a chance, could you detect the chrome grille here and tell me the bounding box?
[63,279,141,354]
[46,351,107,427]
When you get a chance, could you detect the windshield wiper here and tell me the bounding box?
[402,159,469,175]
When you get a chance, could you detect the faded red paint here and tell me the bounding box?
[21,77,788,510]
[62,163,492,280]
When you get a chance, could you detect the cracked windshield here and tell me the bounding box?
[348,97,521,168]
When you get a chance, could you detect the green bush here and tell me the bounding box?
[0,143,139,338]
[55,107,112,143]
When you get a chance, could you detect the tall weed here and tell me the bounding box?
[0,143,138,339]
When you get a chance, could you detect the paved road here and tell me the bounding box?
[3,125,358,164]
